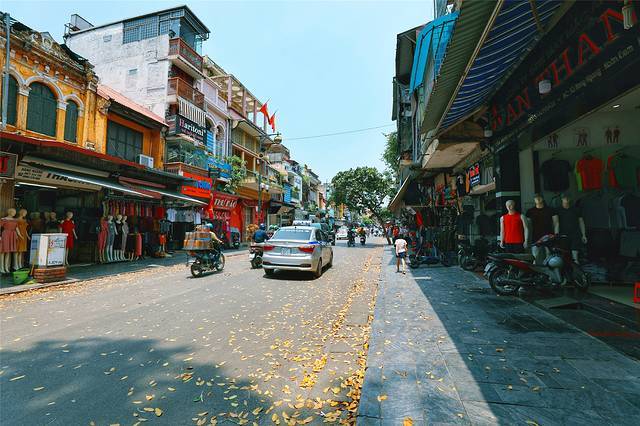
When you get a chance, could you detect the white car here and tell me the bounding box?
[262,226,333,278]
[336,227,348,240]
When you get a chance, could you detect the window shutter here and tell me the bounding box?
[27,83,57,137]
[64,102,79,142]
[3,77,18,126]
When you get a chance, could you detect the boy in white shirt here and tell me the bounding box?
[395,234,408,274]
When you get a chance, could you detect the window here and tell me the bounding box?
[1,76,17,126]
[64,101,79,143]
[27,82,57,136]
[106,120,143,162]
[123,15,159,44]
[271,229,312,241]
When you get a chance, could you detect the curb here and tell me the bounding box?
[0,249,248,297]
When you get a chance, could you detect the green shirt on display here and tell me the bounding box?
[612,155,640,189]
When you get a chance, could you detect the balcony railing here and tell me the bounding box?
[169,38,203,72]
[168,77,205,109]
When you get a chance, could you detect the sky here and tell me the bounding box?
[4,0,433,182]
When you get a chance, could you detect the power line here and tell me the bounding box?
[285,124,395,141]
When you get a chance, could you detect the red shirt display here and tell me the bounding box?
[502,212,524,244]
[576,157,603,190]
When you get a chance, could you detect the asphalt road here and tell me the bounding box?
[0,238,384,426]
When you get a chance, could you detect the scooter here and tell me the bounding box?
[347,235,356,247]
[458,239,500,271]
[484,234,590,296]
[249,243,264,269]
[360,235,366,246]
[231,232,240,250]
[188,249,225,277]
[409,242,450,268]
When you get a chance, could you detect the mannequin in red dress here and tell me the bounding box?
[60,211,78,266]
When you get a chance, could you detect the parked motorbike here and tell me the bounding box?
[231,232,240,250]
[360,235,366,246]
[409,242,450,268]
[188,249,225,277]
[484,234,590,296]
[458,238,500,271]
[249,243,264,269]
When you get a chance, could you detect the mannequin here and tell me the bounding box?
[98,217,109,263]
[499,200,529,253]
[60,211,78,266]
[113,214,124,261]
[16,209,30,270]
[30,212,43,234]
[0,208,22,273]
[106,215,117,262]
[526,194,559,264]
[121,216,130,261]
[46,212,60,233]
[556,195,587,263]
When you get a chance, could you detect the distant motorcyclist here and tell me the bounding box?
[347,227,356,245]
[253,223,268,243]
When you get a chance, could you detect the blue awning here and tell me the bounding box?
[440,0,562,130]
[409,12,459,93]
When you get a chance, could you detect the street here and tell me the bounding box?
[0,240,382,425]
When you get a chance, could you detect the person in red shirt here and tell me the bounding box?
[500,200,529,253]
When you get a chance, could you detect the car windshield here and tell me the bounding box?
[271,229,312,241]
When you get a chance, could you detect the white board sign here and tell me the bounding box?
[29,233,67,267]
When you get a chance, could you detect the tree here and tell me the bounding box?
[381,132,398,175]
[330,167,394,244]
[223,155,247,194]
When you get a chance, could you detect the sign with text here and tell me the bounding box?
[180,171,212,199]
[0,152,17,179]
[15,164,101,190]
[210,191,238,211]
[467,163,481,187]
[30,233,67,266]
[176,115,205,144]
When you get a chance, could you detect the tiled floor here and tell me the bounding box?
[358,247,640,425]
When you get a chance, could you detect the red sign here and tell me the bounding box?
[0,152,17,179]
[211,191,238,211]
[180,171,212,199]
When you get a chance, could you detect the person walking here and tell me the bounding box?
[395,234,408,274]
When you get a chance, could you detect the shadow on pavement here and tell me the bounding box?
[0,337,274,425]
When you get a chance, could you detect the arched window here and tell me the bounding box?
[27,82,57,136]
[215,126,225,158]
[64,101,79,143]
[1,76,18,126]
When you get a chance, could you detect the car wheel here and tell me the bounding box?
[264,268,274,276]
[327,252,333,268]
[314,259,323,278]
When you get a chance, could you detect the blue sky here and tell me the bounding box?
[4,0,432,182]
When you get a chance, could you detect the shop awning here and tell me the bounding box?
[130,185,208,205]
[469,181,496,195]
[439,0,562,131]
[388,177,412,213]
[24,164,153,197]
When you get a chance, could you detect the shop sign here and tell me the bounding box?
[30,233,66,266]
[205,130,215,153]
[15,164,101,190]
[211,191,238,211]
[467,163,481,187]
[180,171,212,199]
[176,115,205,144]
[0,152,17,179]
[207,157,232,180]
[490,6,638,134]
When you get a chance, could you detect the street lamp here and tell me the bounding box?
[257,132,282,224]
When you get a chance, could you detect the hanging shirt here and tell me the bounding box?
[612,155,640,189]
[166,208,177,222]
[575,157,604,190]
[621,194,640,228]
[456,175,467,196]
[540,159,571,192]
[194,211,202,225]
[502,213,524,244]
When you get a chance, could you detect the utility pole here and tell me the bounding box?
[1,12,10,131]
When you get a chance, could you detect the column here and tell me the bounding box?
[15,88,29,130]
[55,101,66,142]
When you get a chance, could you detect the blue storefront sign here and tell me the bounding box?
[283,183,292,204]
[207,157,232,180]
[206,131,215,153]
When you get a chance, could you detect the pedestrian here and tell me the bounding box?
[395,233,408,274]
[499,200,529,253]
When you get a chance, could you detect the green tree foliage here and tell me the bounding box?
[224,155,247,194]
[381,131,398,174]
[331,167,394,243]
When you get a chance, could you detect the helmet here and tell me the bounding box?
[259,223,266,230]
[207,223,214,231]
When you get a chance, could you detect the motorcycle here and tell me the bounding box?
[249,243,264,269]
[347,235,356,247]
[359,235,366,246]
[484,234,590,296]
[188,249,225,277]
[410,242,450,268]
[231,232,240,250]
[458,238,500,271]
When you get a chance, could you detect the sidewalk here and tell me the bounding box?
[0,247,247,296]
[358,247,640,425]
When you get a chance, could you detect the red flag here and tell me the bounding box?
[268,112,276,132]
[258,102,269,118]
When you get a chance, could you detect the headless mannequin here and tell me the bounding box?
[16,209,30,270]
[106,215,117,262]
[121,216,130,261]
[499,200,529,253]
[0,208,23,273]
[61,211,78,266]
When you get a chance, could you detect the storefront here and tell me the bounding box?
[208,191,239,245]
[488,1,640,305]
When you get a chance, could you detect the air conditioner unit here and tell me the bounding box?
[136,154,154,168]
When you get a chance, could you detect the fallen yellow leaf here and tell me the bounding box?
[377,395,387,402]
[403,417,413,426]
[155,408,163,417]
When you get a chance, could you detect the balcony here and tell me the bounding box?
[168,38,203,78]
[168,78,205,109]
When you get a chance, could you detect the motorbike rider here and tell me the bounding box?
[347,227,356,245]
[206,223,223,259]
[253,223,268,243]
